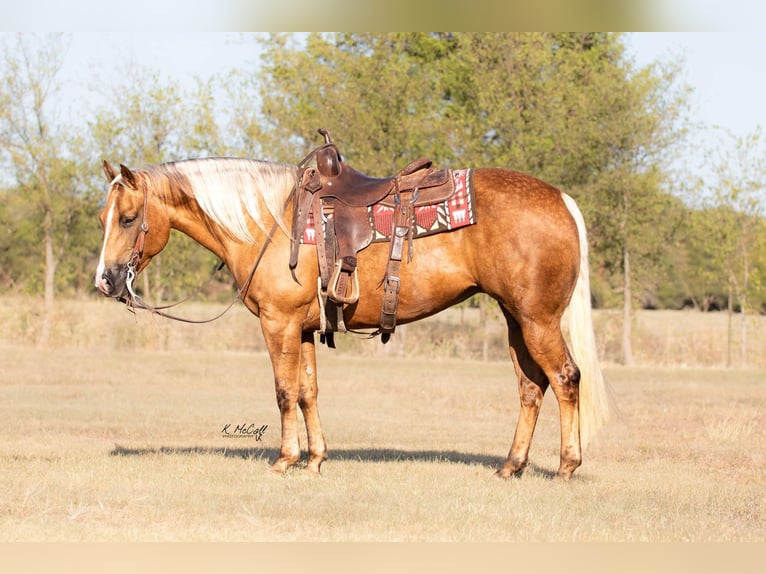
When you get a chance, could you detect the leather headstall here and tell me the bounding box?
[127,174,150,276]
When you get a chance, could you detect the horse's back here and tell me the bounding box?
[473,167,573,216]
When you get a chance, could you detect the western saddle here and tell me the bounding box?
[289,129,456,346]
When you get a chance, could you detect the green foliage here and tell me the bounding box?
[0,33,97,302]
[706,128,766,313]
[0,32,763,317]
[248,32,695,314]
[240,33,457,172]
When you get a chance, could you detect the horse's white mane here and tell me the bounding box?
[147,158,297,243]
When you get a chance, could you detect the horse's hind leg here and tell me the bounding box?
[520,317,582,481]
[496,310,550,479]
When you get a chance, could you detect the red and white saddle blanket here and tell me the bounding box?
[301,169,476,245]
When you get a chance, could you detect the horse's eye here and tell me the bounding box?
[120,215,138,228]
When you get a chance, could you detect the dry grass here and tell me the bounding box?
[2,296,764,367]
[0,338,764,541]
[593,309,766,368]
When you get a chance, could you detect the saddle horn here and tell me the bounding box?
[315,128,342,177]
[318,128,332,144]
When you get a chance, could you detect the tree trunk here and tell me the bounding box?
[740,306,747,368]
[622,244,634,366]
[740,249,748,368]
[480,295,490,362]
[726,282,733,368]
[38,207,56,348]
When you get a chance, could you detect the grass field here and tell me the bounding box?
[1,329,764,541]
[2,295,765,367]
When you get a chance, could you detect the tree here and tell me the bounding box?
[235,33,456,172]
[243,33,691,364]
[566,42,689,364]
[0,33,92,344]
[704,128,766,367]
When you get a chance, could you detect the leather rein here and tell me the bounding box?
[119,173,286,324]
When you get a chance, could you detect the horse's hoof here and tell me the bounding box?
[494,467,524,479]
[268,459,292,475]
[553,471,574,483]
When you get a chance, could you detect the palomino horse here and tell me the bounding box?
[95,155,609,481]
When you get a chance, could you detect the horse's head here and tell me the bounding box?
[95,161,170,299]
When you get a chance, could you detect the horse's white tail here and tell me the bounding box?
[561,193,610,449]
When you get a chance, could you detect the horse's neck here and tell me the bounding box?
[161,183,233,263]
[163,179,275,268]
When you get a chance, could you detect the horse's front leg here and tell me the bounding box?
[298,330,327,474]
[261,319,304,474]
[261,319,327,475]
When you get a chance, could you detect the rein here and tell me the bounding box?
[120,172,289,324]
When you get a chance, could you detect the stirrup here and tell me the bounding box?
[327,260,360,305]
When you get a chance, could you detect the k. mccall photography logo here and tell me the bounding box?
[220,423,268,440]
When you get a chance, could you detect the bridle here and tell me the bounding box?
[124,176,150,298]
[118,170,288,324]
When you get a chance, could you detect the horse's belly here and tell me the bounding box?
[342,234,476,329]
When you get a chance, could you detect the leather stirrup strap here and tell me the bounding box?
[379,192,415,340]
[289,167,321,278]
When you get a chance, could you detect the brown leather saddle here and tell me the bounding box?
[289,129,456,345]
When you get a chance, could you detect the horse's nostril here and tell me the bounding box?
[99,271,116,296]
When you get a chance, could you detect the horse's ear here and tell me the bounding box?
[119,164,138,189]
[103,160,118,182]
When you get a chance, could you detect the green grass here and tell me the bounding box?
[1,344,763,541]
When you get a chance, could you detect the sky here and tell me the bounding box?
[53,32,765,170]
[58,33,253,118]
[62,32,764,133]
[627,32,765,140]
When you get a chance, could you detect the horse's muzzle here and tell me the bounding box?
[96,265,129,298]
